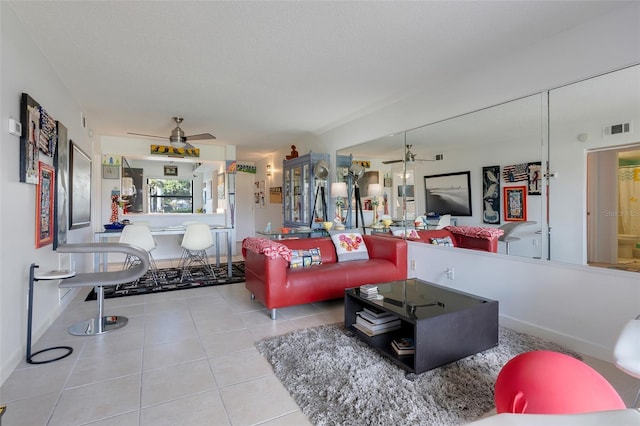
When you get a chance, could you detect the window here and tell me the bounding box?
[147,178,193,213]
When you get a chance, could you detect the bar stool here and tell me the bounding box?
[177,223,216,282]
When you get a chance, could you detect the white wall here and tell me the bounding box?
[1,5,94,384]
[407,242,640,362]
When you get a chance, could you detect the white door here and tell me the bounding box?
[235,173,255,244]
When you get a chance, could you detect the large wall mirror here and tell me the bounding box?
[338,93,547,260]
[337,64,640,274]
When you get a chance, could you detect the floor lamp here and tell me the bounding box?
[349,164,365,231]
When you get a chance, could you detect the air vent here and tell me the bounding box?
[603,121,632,136]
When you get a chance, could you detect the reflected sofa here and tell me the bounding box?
[398,226,504,253]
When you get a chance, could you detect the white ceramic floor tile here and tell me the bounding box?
[48,374,141,426]
[80,329,145,359]
[140,359,217,408]
[200,328,256,357]
[219,375,300,426]
[143,337,206,370]
[209,347,274,387]
[0,391,58,426]
[1,360,74,401]
[66,348,142,388]
[140,389,229,426]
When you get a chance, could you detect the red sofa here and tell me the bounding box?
[407,226,504,252]
[242,234,408,319]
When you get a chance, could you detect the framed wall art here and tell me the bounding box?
[482,165,500,224]
[424,171,472,216]
[164,165,178,176]
[36,162,55,248]
[504,186,527,221]
[69,140,92,229]
[527,161,542,195]
[19,94,41,184]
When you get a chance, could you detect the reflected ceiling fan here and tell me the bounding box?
[127,117,216,149]
[382,145,435,164]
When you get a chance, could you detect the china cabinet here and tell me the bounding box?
[283,152,330,228]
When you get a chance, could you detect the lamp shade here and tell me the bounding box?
[368,183,383,197]
[331,182,348,198]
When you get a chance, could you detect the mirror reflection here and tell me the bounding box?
[336,64,640,274]
[549,64,640,270]
[338,93,546,260]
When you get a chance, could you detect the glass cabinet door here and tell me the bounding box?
[282,153,330,228]
[293,165,302,222]
[284,166,292,223]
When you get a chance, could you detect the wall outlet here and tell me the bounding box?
[410,259,416,270]
[446,267,454,280]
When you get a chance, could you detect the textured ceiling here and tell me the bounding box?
[5,1,630,160]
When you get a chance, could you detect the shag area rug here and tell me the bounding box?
[256,324,580,426]
[85,262,245,300]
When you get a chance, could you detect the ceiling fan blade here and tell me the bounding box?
[382,159,403,164]
[126,132,167,140]
[186,133,216,141]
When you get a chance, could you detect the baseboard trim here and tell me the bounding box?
[499,314,614,363]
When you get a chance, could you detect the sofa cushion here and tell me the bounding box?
[431,236,454,246]
[289,248,322,269]
[330,231,369,262]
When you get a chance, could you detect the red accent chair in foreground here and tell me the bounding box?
[495,350,626,414]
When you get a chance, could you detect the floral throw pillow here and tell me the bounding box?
[289,248,322,269]
[330,232,369,262]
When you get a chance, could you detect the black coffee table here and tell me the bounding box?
[345,279,498,374]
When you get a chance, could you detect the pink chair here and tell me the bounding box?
[495,350,626,414]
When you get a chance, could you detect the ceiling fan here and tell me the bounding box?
[127,117,216,149]
[382,145,435,164]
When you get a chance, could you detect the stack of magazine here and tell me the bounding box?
[352,307,401,336]
[391,337,415,356]
[359,284,382,300]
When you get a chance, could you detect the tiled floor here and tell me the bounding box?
[1,258,638,425]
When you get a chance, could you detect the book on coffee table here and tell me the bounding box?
[352,321,401,337]
[357,310,399,325]
[392,337,415,355]
[356,316,401,332]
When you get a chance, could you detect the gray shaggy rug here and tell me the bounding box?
[255,324,580,426]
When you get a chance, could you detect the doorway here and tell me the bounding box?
[587,145,640,268]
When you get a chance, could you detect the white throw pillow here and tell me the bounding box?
[330,231,369,262]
